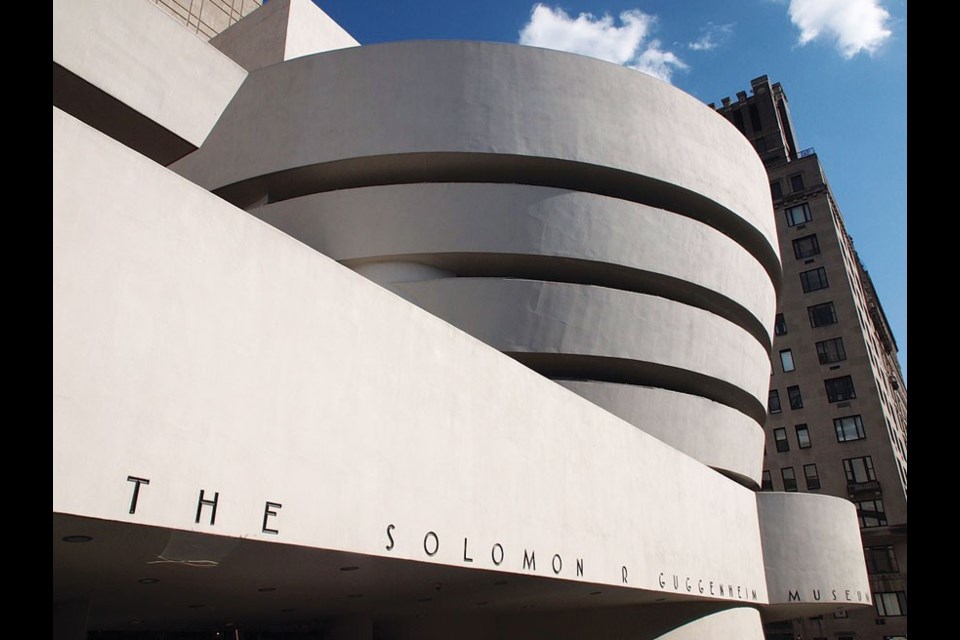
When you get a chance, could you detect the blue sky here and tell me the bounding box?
[306,0,908,380]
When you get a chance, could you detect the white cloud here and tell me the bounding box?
[518,4,687,83]
[788,0,892,58]
[688,23,733,51]
[630,41,687,81]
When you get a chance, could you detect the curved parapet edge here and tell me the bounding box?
[253,183,777,348]
[654,606,765,640]
[392,278,771,423]
[757,492,872,621]
[558,381,764,488]
[171,40,780,282]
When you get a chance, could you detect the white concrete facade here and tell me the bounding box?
[52,2,870,638]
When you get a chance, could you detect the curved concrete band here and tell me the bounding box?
[254,183,777,348]
[655,607,765,640]
[171,40,781,282]
[757,492,872,620]
[558,381,764,487]
[391,278,770,423]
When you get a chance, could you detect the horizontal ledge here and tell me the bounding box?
[213,152,782,289]
[557,380,764,488]
[516,353,766,425]
[53,62,196,165]
[391,278,770,418]
[344,253,772,352]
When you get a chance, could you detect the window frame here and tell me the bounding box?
[787,385,803,410]
[803,463,820,490]
[875,591,907,617]
[808,301,838,328]
[792,233,821,259]
[816,337,847,364]
[774,428,789,452]
[774,313,787,336]
[731,109,745,133]
[780,349,796,372]
[784,202,812,227]
[770,181,783,200]
[789,173,805,192]
[825,375,856,402]
[748,104,763,132]
[856,499,887,528]
[843,456,876,483]
[781,467,798,492]
[761,470,773,491]
[864,545,899,574]
[800,267,829,293]
[795,423,811,449]
[768,389,782,414]
[834,415,866,442]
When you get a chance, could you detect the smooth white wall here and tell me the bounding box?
[55,108,770,602]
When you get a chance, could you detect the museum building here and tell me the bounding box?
[53,1,873,638]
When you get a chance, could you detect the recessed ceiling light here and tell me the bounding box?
[62,535,93,543]
[339,566,360,571]
[137,578,159,584]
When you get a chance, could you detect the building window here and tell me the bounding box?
[795,424,811,448]
[787,385,803,410]
[774,428,789,452]
[774,313,787,336]
[770,181,783,200]
[768,389,782,414]
[732,109,745,133]
[780,349,795,372]
[816,337,847,364]
[785,202,812,227]
[781,467,797,491]
[803,464,820,490]
[825,375,856,402]
[834,415,866,442]
[808,301,838,327]
[754,137,767,153]
[875,591,907,617]
[748,104,763,132]
[856,499,887,527]
[761,470,773,491]
[790,173,805,192]
[864,545,899,574]
[792,234,821,259]
[800,267,829,292]
[843,456,876,483]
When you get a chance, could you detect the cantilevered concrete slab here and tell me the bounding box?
[52,0,247,163]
